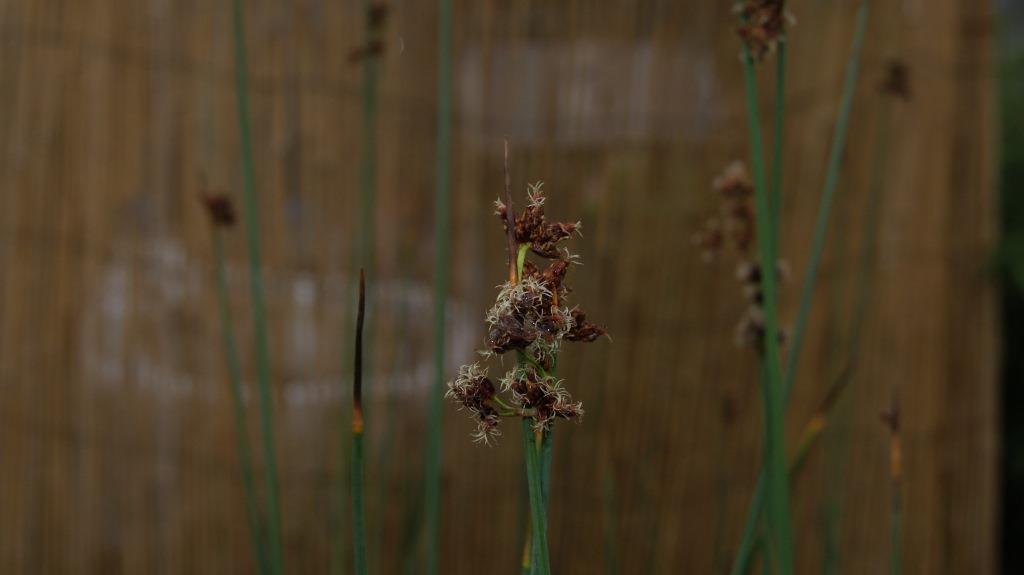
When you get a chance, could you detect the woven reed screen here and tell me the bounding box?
[0,0,997,573]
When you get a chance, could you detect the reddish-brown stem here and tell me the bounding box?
[353,269,366,434]
[503,139,518,283]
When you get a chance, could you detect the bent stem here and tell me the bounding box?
[230,1,284,572]
[212,231,270,575]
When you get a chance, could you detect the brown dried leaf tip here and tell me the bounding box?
[694,162,789,354]
[448,180,606,444]
[735,0,794,62]
[201,192,237,228]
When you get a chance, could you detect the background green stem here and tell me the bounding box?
[212,231,270,575]
[732,6,869,573]
[424,0,453,572]
[741,43,793,575]
[230,1,284,572]
[352,434,367,575]
[781,1,869,401]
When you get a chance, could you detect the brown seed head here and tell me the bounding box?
[736,0,791,62]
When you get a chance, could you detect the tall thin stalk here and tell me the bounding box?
[352,271,369,575]
[530,428,553,574]
[230,2,284,572]
[211,229,270,575]
[740,40,793,575]
[357,0,380,278]
[523,419,551,575]
[782,1,869,400]
[769,39,787,251]
[424,0,453,572]
[335,4,384,571]
[731,5,869,573]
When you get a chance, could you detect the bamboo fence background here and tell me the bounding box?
[0,0,998,573]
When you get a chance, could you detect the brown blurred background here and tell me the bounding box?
[0,0,999,573]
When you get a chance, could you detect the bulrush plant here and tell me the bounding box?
[712,1,870,573]
[446,146,605,574]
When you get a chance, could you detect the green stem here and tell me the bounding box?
[540,429,553,506]
[770,39,787,255]
[523,419,551,575]
[357,3,379,278]
[741,43,793,575]
[531,428,553,574]
[732,6,869,573]
[230,2,284,572]
[424,0,453,572]
[335,4,383,571]
[212,231,270,575]
[781,1,869,402]
[352,433,367,575]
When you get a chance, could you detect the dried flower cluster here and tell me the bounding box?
[447,182,605,444]
[735,0,794,62]
[693,161,755,261]
[693,162,788,353]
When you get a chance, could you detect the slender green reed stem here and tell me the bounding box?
[357,5,380,278]
[230,2,284,571]
[335,5,383,571]
[212,231,270,575]
[781,1,869,401]
[540,429,553,508]
[730,476,764,575]
[731,7,869,573]
[352,271,368,575]
[424,0,453,571]
[740,42,793,575]
[523,419,551,575]
[375,267,412,562]
[530,428,553,575]
[770,39,787,252]
[601,460,619,575]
